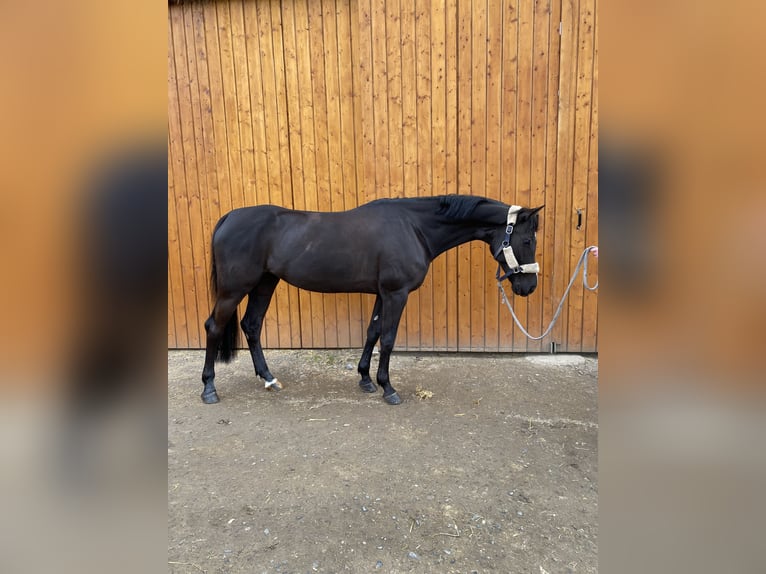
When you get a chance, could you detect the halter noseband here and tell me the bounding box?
[495,205,540,281]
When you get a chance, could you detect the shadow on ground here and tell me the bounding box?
[169,350,597,574]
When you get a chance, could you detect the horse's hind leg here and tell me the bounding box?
[357,295,382,393]
[201,294,245,403]
[241,274,281,390]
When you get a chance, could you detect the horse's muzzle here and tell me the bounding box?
[512,282,537,297]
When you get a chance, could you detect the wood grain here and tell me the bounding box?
[167,0,598,353]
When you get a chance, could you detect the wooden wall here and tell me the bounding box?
[168,0,598,352]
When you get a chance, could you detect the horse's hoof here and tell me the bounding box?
[201,390,220,404]
[383,391,402,405]
[359,379,377,393]
[265,379,283,391]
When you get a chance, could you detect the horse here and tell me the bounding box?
[201,194,543,405]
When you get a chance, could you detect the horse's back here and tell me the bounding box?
[212,201,430,289]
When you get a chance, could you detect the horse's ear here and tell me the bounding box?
[520,205,544,220]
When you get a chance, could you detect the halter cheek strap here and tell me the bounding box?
[495,205,540,280]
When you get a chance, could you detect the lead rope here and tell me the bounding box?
[497,246,598,340]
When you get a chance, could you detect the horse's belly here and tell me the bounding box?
[270,255,378,294]
[280,271,377,294]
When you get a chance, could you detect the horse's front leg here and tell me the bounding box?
[376,289,409,405]
[357,295,382,393]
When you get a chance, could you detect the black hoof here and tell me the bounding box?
[359,379,377,393]
[201,390,220,404]
[383,391,402,405]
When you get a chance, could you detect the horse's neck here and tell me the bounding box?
[421,216,497,259]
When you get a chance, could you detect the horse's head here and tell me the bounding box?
[492,205,544,296]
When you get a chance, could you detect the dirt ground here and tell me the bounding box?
[168,350,597,574]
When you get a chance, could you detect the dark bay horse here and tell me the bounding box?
[201,195,543,405]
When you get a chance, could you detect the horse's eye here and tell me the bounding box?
[523,238,532,246]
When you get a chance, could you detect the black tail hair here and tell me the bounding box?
[209,213,238,363]
[215,311,239,364]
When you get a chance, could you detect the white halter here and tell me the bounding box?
[499,206,540,275]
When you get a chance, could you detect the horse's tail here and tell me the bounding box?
[215,310,239,364]
[209,213,238,363]
[209,213,230,301]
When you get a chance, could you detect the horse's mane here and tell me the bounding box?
[435,195,504,220]
[366,194,506,221]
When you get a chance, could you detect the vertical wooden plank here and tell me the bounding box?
[444,0,459,350]
[386,0,409,347]
[182,3,215,317]
[566,0,595,352]
[240,1,274,347]
[338,0,365,346]
[308,0,337,346]
[198,2,239,350]
[353,0,377,339]
[215,1,246,211]
[191,1,224,291]
[385,0,404,203]
[170,7,205,348]
[414,0,433,350]
[240,0,269,211]
[430,0,448,350]
[180,3,211,348]
[215,1,251,349]
[270,0,294,213]
[295,0,324,348]
[525,0,553,352]
[310,0,339,348]
[351,0,376,340]
[357,0,376,206]
[272,1,299,348]
[541,0,563,354]
[201,3,234,220]
[469,0,487,350]
[370,0,397,345]
[483,0,504,351]
[498,0,518,350]
[256,1,283,347]
[581,0,598,352]
[173,4,206,344]
[456,0,472,350]
[167,137,179,347]
[510,0,534,351]
[228,2,256,208]
[167,131,189,348]
[398,0,418,349]
[350,0,365,207]
[227,1,262,348]
[270,0,302,348]
[552,0,579,350]
[253,0,280,211]
[280,0,312,348]
[370,0,390,203]
[322,0,351,348]
[167,266,178,347]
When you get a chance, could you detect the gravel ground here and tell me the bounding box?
[169,349,598,573]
